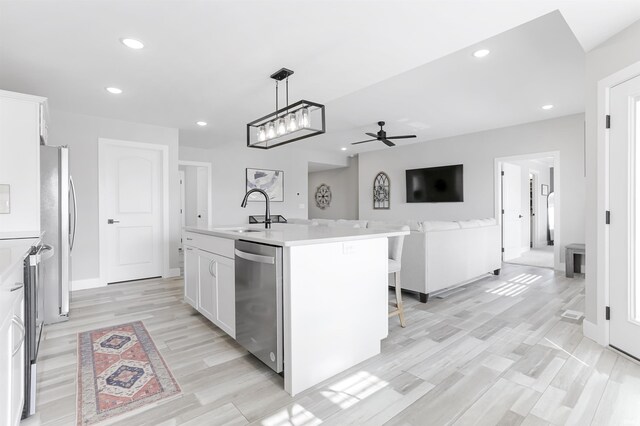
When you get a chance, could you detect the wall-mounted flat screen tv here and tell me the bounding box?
[406,164,463,203]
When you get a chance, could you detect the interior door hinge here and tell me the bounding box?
[606,306,610,320]
[606,210,611,224]
[501,171,505,176]
[502,209,505,215]
[606,115,611,129]
[501,247,505,253]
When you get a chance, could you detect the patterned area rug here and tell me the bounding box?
[77,321,181,425]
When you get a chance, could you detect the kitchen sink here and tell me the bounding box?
[217,227,264,233]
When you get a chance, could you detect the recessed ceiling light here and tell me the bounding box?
[341,147,347,151]
[541,104,554,110]
[473,49,490,58]
[105,87,122,94]
[196,121,207,126]
[121,38,144,49]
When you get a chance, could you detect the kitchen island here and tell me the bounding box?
[182,223,408,396]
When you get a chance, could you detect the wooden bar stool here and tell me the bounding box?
[388,226,409,327]
[370,225,410,327]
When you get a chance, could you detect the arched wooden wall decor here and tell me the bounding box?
[373,172,390,209]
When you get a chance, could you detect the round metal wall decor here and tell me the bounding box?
[315,183,332,209]
[373,172,390,209]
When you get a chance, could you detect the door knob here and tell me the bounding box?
[197,215,202,218]
[518,215,523,218]
[107,219,120,224]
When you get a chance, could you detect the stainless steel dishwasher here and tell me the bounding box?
[234,240,283,373]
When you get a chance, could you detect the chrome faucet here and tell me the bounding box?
[241,188,271,229]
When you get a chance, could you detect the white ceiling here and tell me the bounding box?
[1,0,639,154]
[297,10,586,154]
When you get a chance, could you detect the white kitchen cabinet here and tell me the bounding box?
[183,246,199,309]
[0,313,12,426]
[197,249,217,322]
[10,288,25,426]
[213,255,235,337]
[183,232,235,338]
[0,90,47,238]
[0,249,27,426]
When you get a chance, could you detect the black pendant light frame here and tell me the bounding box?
[247,68,326,149]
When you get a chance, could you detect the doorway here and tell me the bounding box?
[178,160,212,272]
[609,72,640,360]
[98,139,169,284]
[497,154,557,269]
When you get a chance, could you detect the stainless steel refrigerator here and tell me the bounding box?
[40,145,76,324]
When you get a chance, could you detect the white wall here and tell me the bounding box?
[178,142,347,226]
[308,156,359,220]
[585,20,640,324]
[48,109,180,286]
[358,114,585,264]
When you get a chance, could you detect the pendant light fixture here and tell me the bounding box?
[247,68,326,149]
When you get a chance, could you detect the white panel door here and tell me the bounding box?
[502,162,522,261]
[196,167,208,227]
[610,74,640,359]
[101,143,162,283]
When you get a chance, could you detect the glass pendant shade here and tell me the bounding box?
[257,125,267,142]
[286,112,298,132]
[266,121,276,139]
[298,107,310,128]
[276,117,287,136]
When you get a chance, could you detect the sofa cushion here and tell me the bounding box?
[477,218,497,227]
[457,219,482,229]
[422,221,460,231]
[334,219,368,228]
[311,219,335,226]
[367,220,422,231]
[287,218,313,225]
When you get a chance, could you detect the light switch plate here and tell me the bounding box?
[0,184,9,214]
[299,203,305,209]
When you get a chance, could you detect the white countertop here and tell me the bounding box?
[184,223,409,247]
[0,238,38,282]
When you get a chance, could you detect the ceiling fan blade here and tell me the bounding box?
[386,135,417,139]
[381,138,396,147]
[365,133,379,139]
[351,138,378,145]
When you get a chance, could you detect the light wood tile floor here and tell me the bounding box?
[21,264,640,426]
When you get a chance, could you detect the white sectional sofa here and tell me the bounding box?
[286,217,501,302]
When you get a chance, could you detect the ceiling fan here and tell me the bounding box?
[351,121,416,147]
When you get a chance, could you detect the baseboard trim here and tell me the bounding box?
[583,319,607,346]
[71,278,105,292]
[166,268,181,278]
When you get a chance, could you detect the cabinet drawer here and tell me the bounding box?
[0,263,24,318]
[183,231,234,259]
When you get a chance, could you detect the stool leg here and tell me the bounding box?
[566,249,574,278]
[395,272,406,328]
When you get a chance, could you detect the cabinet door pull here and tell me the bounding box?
[209,260,217,277]
[10,283,24,292]
[11,316,25,356]
[186,247,193,251]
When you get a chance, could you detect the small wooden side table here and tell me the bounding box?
[565,243,585,278]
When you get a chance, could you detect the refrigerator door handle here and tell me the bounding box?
[69,175,78,253]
